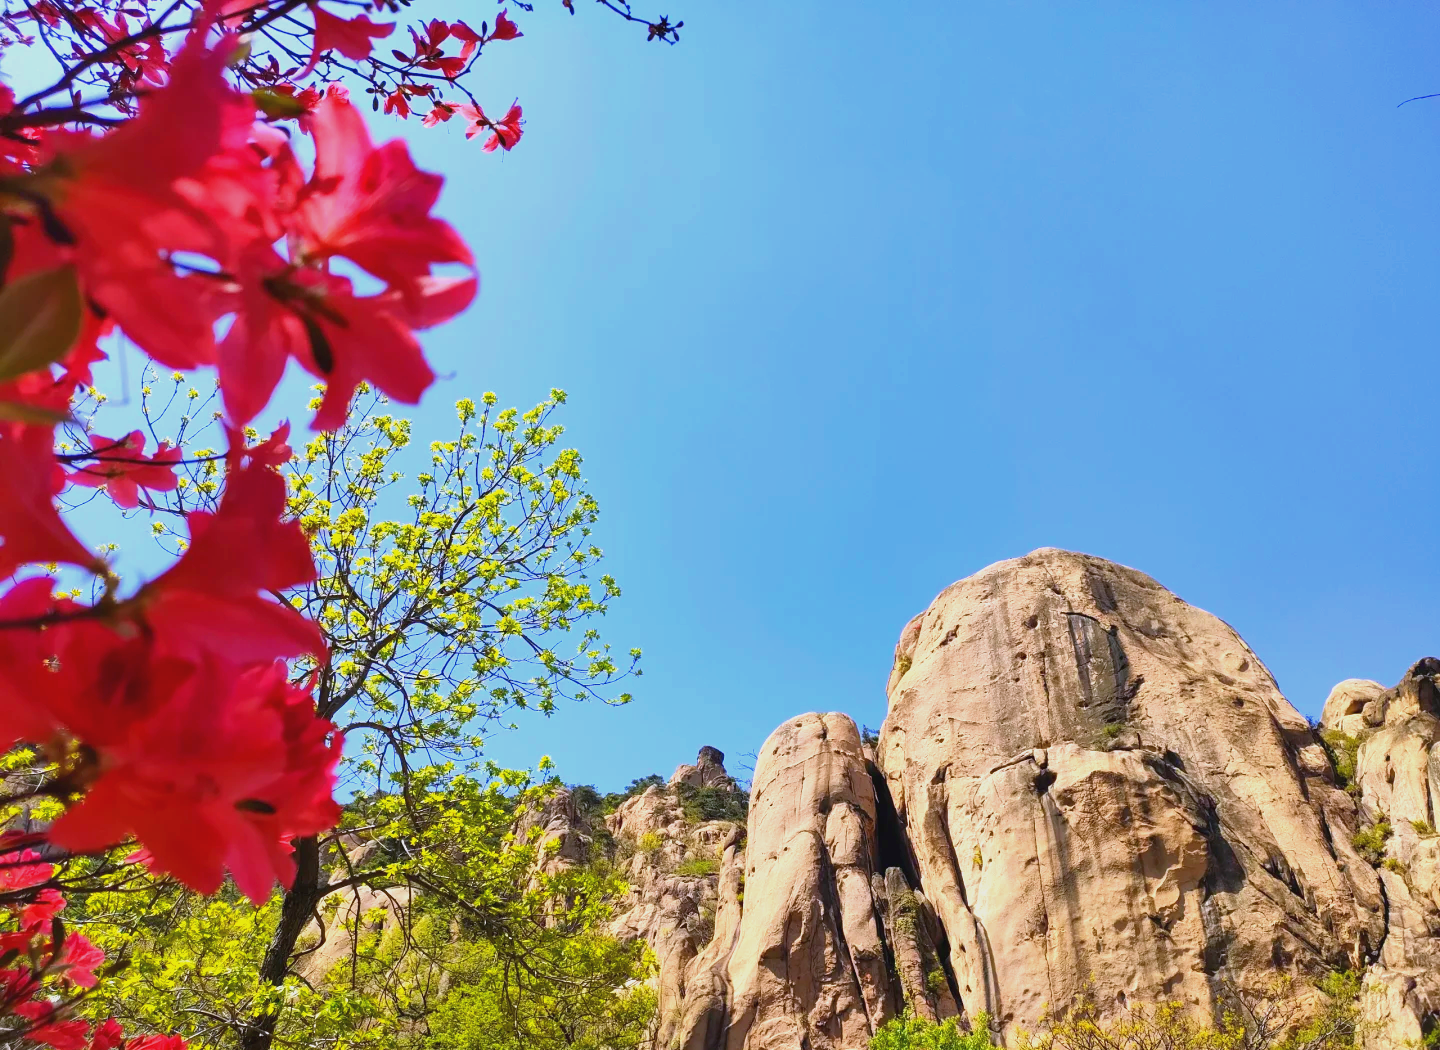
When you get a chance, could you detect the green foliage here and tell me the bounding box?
[926,970,950,997]
[638,832,665,857]
[1007,974,1363,1050]
[570,775,665,823]
[871,1012,991,1050]
[1102,722,1126,741]
[1410,819,1437,837]
[1352,815,1393,865]
[1320,730,1363,791]
[676,854,720,877]
[425,925,656,1050]
[676,783,749,825]
[894,654,913,680]
[56,390,650,1050]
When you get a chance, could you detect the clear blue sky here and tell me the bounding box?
[43,3,1440,790]
[410,1,1440,789]
[415,2,1440,788]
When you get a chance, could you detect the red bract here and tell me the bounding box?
[65,431,183,509]
[491,9,522,41]
[299,92,472,285]
[0,426,100,576]
[56,933,104,988]
[128,1037,188,1050]
[304,5,394,78]
[90,1019,124,1050]
[218,234,472,429]
[459,102,522,151]
[136,454,323,665]
[449,21,481,60]
[235,422,293,469]
[47,661,342,902]
[0,848,54,894]
[30,28,253,371]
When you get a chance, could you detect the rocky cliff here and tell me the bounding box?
[588,549,1439,1050]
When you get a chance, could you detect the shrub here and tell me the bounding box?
[1008,974,1363,1050]
[677,854,721,877]
[1352,816,1393,865]
[926,969,950,997]
[677,783,750,824]
[638,832,665,858]
[871,1012,991,1050]
[1410,819,1437,837]
[1319,730,1363,790]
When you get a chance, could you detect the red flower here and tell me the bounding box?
[135,453,323,666]
[56,933,105,988]
[296,92,473,289]
[303,5,394,78]
[0,847,54,893]
[90,1019,124,1050]
[449,21,481,60]
[490,9,522,41]
[127,1037,187,1050]
[218,247,468,430]
[0,426,101,577]
[17,1008,90,1050]
[421,102,457,127]
[234,423,293,470]
[47,661,342,901]
[382,89,411,119]
[459,103,522,151]
[37,28,256,371]
[65,431,183,510]
[18,888,65,930]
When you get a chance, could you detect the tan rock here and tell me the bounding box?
[876,549,1383,1035]
[1347,661,1440,1049]
[672,746,740,791]
[1321,679,1387,739]
[686,712,895,1050]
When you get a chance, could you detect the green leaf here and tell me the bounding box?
[253,87,307,119]
[0,399,71,426]
[0,264,82,382]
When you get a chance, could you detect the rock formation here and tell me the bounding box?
[601,549,1438,1050]
[293,550,1432,1049]
[1319,662,1440,1050]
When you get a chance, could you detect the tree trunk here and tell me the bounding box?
[239,836,325,1050]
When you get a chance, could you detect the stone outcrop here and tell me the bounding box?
[617,549,1437,1050]
[605,761,749,1050]
[1320,659,1440,1050]
[672,746,740,791]
[874,548,1387,1039]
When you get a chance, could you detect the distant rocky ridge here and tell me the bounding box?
[537,549,1439,1050]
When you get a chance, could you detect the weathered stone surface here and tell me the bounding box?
[536,552,1438,1049]
[1325,659,1440,1050]
[876,548,1383,1036]
[605,754,748,1050]
[672,746,740,791]
[1322,680,1387,739]
[877,867,958,1024]
[517,786,593,875]
[674,712,894,1050]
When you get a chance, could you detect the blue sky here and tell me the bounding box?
[419,1,1440,789]
[32,3,1440,791]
